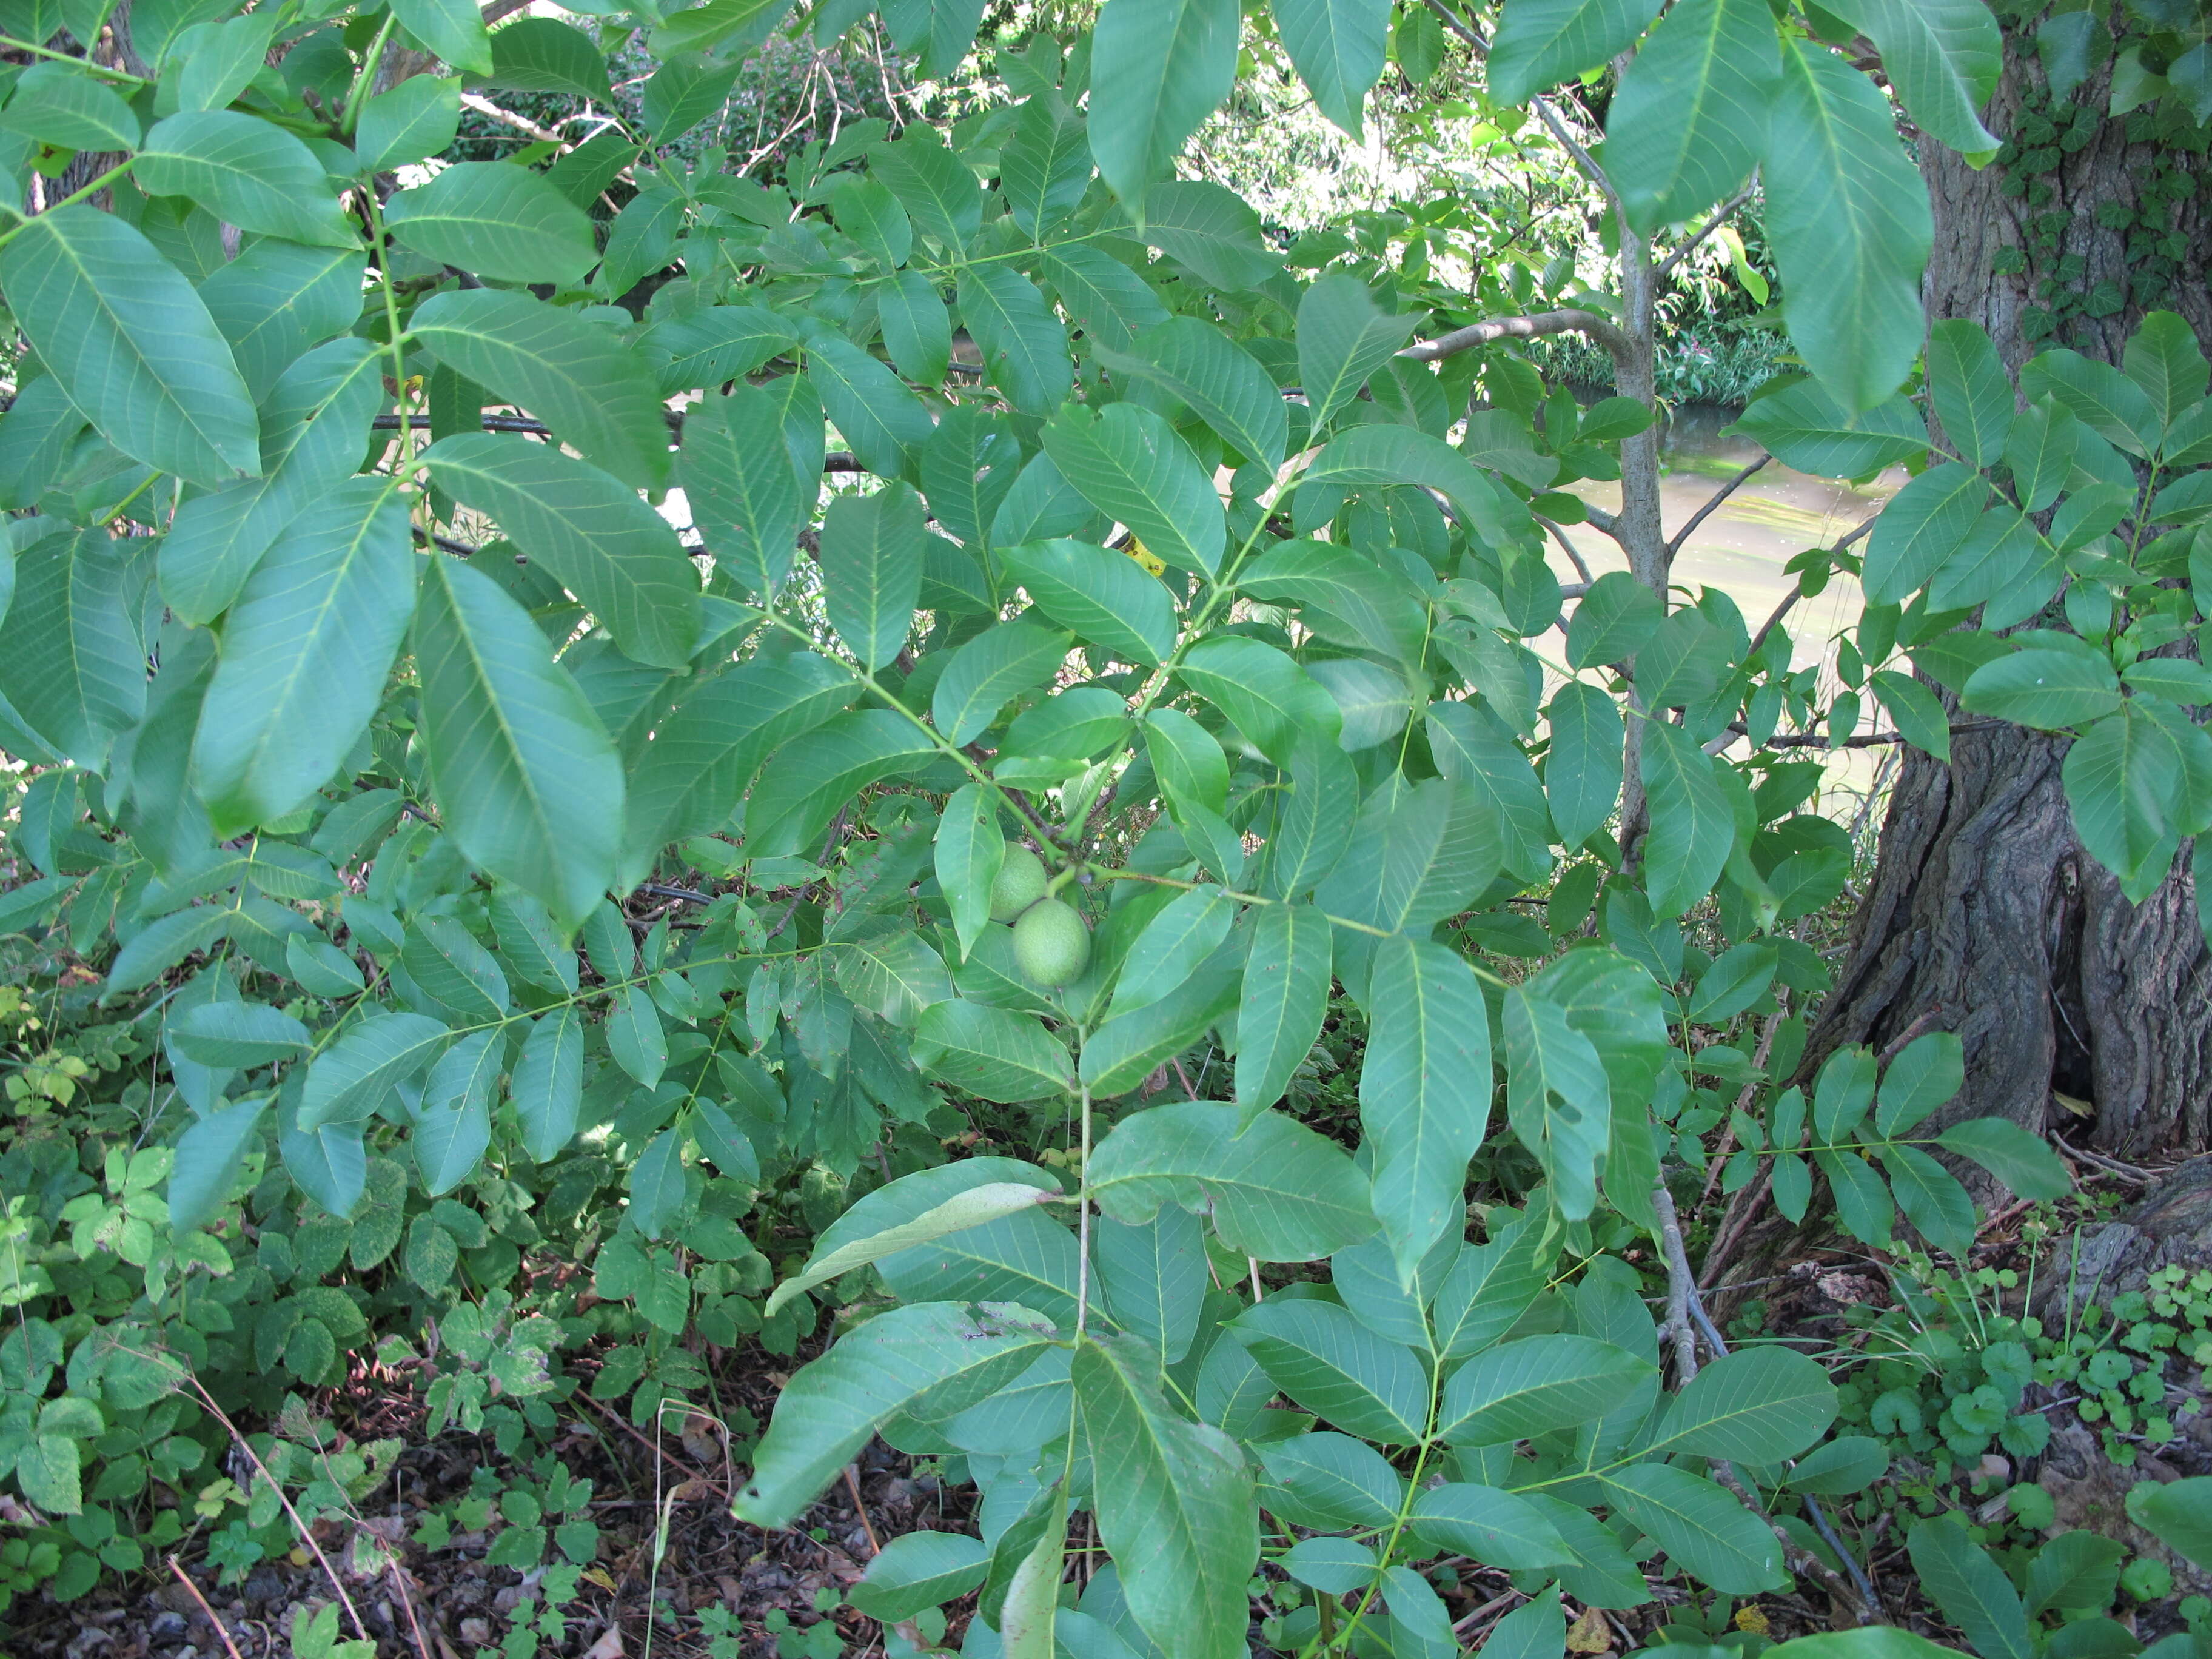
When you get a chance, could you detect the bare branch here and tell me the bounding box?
[1535,514,1595,584]
[1654,175,1760,285]
[1742,513,1877,660]
[1400,306,1635,366]
[458,92,567,145]
[1666,454,1771,558]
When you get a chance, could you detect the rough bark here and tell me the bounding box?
[1797,21,2212,1162]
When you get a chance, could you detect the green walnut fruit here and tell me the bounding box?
[1013,897,1090,987]
[989,846,1050,922]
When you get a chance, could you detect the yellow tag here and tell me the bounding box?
[582,1567,619,1592]
[1124,537,1167,577]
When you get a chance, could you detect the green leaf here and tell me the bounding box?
[1072,1332,1258,1659]
[2125,311,2208,438]
[868,127,982,250]
[1113,884,1235,1014]
[1726,378,1927,476]
[2063,703,2202,894]
[0,61,139,151]
[934,617,1073,745]
[196,240,367,405]
[167,1096,268,1232]
[1297,273,1418,432]
[1094,1206,1206,1365]
[2128,1478,2212,1570]
[513,1006,584,1161]
[879,267,953,386]
[1000,538,1177,667]
[481,16,612,96]
[1041,403,1224,578]
[1544,681,1625,851]
[1862,462,1989,606]
[0,530,147,771]
[1565,570,1663,669]
[1407,1484,1573,1571]
[1870,669,1952,763]
[297,1011,451,1130]
[1427,700,1553,882]
[820,483,925,671]
[911,999,1073,1102]
[1435,1333,1655,1443]
[190,480,414,835]
[1,206,259,488]
[1960,647,2120,729]
[641,306,797,398]
[1430,1216,1549,1361]
[1273,0,1390,135]
[1822,0,2000,156]
[1081,951,1242,1096]
[2020,349,2160,460]
[1936,1118,2070,1200]
[410,288,668,490]
[1315,776,1498,935]
[1762,34,1932,411]
[957,266,1070,415]
[848,1532,990,1623]
[1096,318,1287,471]
[414,1027,501,1195]
[1000,93,1091,241]
[390,0,491,72]
[1230,1298,1427,1441]
[421,434,699,670]
[769,1182,1061,1316]
[1088,1101,1376,1260]
[1880,1142,1977,1255]
[1255,1430,1404,1530]
[1362,935,1492,1282]
[1640,719,1734,917]
[1908,1515,2032,1659]
[680,384,805,599]
[608,982,665,1088]
[618,652,855,887]
[159,333,386,625]
[743,709,936,856]
[1138,179,1279,289]
[1606,0,1777,235]
[384,161,598,286]
[627,1128,685,1240]
[1649,1345,1837,1462]
[936,783,1005,962]
[1490,0,1661,106]
[736,1301,1058,1527]
[1601,1464,1786,1594]
[1039,244,1170,352]
[138,112,357,249]
[1087,0,1238,198]
[106,906,232,995]
[1480,1589,1567,1659]
[806,333,934,478]
[651,0,794,54]
[415,555,623,927]
[1875,1031,1962,1135]
[1179,635,1341,765]
[1233,901,1331,1114]
[1926,319,2014,469]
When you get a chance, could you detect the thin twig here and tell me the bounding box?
[1654,176,1760,284]
[458,91,568,144]
[1401,306,1635,366]
[184,1381,372,1643]
[843,1465,883,1557]
[1699,1011,1786,1206]
[387,1557,436,1659]
[1536,515,1595,584]
[2054,1134,2152,1185]
[169,1558,249,1659]
[1666,455,1771,557]
[572,1389,714,1484]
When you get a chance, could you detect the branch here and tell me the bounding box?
[1654,175,1760,285]
[1711,717,2010,755]
[458,91,567,145]
[1666,455,1769,558]
[1399,307,1635,366]
[1535,514,1595,584]
[1742,514,1879,660]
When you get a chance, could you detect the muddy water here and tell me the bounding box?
[1551,404,1899,675]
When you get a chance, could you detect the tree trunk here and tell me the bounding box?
[1796,17,2212,1162]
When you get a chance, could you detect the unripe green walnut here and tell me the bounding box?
[989,846,1050,922]
[1013,898,1090,987]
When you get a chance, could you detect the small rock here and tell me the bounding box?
[459,1618,492,1645]
[492,1588,525,1615]
[172,1645,200,1659]
[149,1614,187,1643]
[243,1566,289,1605]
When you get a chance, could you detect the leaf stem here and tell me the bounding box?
[0,156,138,246]
[0,34,149,80]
